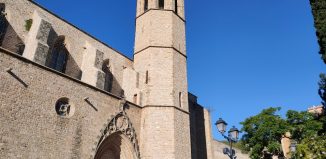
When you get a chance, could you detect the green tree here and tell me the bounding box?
[286,110,323,141]
[240,107,326,159]
[240,107,288,159]
[294,135,326,159]
[310,0,326,109]
[286,110,325,159]
[318,74,326,106]
[310,0,326,63]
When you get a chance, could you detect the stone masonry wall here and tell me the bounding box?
[212,140,250,159]
[0,49,142,159]
[1,0,133,97]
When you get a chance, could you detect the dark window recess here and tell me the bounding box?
[0,4,7,46]
[144,0,148,11]
[145,71,149,84]
[175,0,178,14]
[133,94,138,104]
[179,92,182,107]
[50,37,68,73]
[159,0,164,9]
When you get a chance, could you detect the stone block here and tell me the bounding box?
[36,19,52,43]
[33,42,49,65]
[94,50,104,69]
[96,70,105,89]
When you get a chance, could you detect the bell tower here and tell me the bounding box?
[134,0,191,158]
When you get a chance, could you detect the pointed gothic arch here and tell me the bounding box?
[94,100,140,159]
[48,36,69,73]
[95,132,138,159]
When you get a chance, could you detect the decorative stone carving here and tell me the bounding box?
[55,98,74,117]
[58,103,70,116]
[95,99,140,159]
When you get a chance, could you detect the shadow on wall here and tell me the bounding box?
[0,3,25,55]
[102,59,123,96]
[45,30,82,79]
[189,94,208,159]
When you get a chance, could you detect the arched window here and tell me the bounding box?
[175,0,178,14]
[159,0,164,9]
[50,36,68,73]
[144,0,148,11]
[102,59,113,92]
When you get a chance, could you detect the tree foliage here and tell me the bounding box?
[310,0,326,107]
[295,135,326,159]
[240,107,288,159]
[318,73,326,106]
[240,107,326,159]
[310,0,326,63]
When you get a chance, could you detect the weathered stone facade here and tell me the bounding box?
[0,0,249,158]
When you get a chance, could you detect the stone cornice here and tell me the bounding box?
[142,105,189,114]
[136,8,186,23]
[134,46,187,59]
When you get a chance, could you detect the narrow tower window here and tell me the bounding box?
[144,0,148,11]
[159,0,164,9]
[145,71,149,84]
[179,92,182,107]
[175,0,178,14]
[133,94,138,104]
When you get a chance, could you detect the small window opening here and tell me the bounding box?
[145,71,149,84]
[179,92,182,107]
[159,0,164,9]
[175,0,178,14]
[144,0,148,11]
[133,94,138,104]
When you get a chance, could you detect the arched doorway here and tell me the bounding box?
[93,101,140,159]
[94,132,137,159]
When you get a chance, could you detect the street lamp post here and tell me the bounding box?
[215,118,239,159]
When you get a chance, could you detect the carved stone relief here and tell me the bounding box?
[94,99,140,159]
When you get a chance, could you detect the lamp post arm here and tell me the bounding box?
[220,132,238,159]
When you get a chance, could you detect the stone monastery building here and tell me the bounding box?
[0,0,249,159]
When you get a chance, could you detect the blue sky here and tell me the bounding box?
[34,0,324,140]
